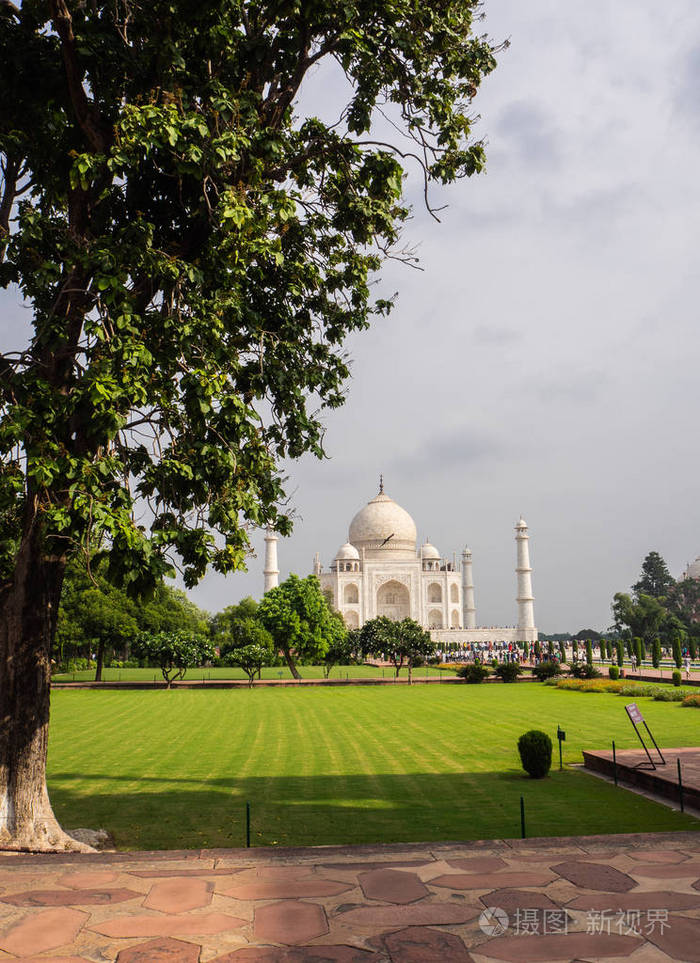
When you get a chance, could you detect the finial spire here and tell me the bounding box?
[379,473,384,494]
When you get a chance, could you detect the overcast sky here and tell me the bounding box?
[3,0,700,631]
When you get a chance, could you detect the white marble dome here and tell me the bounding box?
[349,489,417,558]
[684,556,700,580]
[421,541,441,560]
[335,542,360,560]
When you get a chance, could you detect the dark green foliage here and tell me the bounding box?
[571,662,601,680]
[690,636,699,660]
[586,640,593,665]
[132,631,214,687]
[572,640,579,660]
[360,616,435,682]
[633,552,675,599]
[635,637,644,666]
[534,641,541,659]
[672,670,682,687]
[612,593,666,649]
[558,641,566,663]
[671,635,683,670]
[609,665,620,681]
[517,730,552,779]
[457,663,489,684]
[616,640,624,667]
[652,639,661,669]
[532,661,561,681]
[257,574,344,679]
[495,662,522,683]
[574,629,601,640]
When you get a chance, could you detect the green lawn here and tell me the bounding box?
[51,664,456,683]
[47,684,700,851]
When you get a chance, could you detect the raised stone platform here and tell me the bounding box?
[583,747,700,812]
[1,831,700,961]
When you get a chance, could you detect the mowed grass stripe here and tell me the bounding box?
[47,685,700,849]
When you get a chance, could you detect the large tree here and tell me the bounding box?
[0,0,499,849]
[633,551,675,600]
[360,615,435,682]
[257,573,344,678]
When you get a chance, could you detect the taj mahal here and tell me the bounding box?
[263,479,538,644]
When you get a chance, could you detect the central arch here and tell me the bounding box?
[376,579,410,621]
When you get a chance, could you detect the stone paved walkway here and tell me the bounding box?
[1,832,700,961]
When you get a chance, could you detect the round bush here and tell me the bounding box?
[608,665,620,681]
[518,730,552,779]
[457,663,489,684]
[496,662,522,683]
[672,670,682,687]
[533,660,561,681]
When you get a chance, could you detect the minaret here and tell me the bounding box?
[461,546,476,628]
[263,526,279,593]
[515,517,535,637]
[313,552,321,576]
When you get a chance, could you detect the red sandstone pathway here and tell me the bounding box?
[1,832,699,961]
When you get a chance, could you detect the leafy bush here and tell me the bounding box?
[619,683,658,698]
[570,662,601,679]
[518,730,552,778]
[457,663,489,684]
[609,665,620,680]
[556,678,623,693]
[682,694,700,708]
[496,662,522,683]
[672,670,682,687]
[533,661,561,681]
[652,688,692,702]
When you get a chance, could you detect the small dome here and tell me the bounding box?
[335,542,360,561]
[421,541,441,560]
[515,516,528,529]
[684,556,700,580]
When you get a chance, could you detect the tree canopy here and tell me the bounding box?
[359,616,435,681]
[132,630,214,687]
[632,552,675,600]
[0,0,500,850]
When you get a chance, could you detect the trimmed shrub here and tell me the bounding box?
[682,694,700,708]
[690,636,698,660]
[533,661,561,681]
[572,640,579,660]
[570,662,601,679]
[672,637,683,670]
[585,640,593,665]
[518,730,552,778]
[457,663,489,684]
[616,640,624,668]
[558,641,567,664]
[496,662,522,683]
[672,670,682,687]
[609,665,620,680]
[653,688,689,702]
[635,637,644,668]
[652,639,661,669]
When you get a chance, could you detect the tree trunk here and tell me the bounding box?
[94,639,104,682]
[282,647,301,680]
[0,521,92,852]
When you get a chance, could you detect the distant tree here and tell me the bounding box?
[666,578,700,633]
[222,619,275,685]
[574,629,601,641]
[633,552,675,599]
[210,598,259,647]
[360,616,435,682]
[612,593,666,649]
[257,574,337,679]
[586,640,593,665]
[132,632,214,687]
[322,621,357,679]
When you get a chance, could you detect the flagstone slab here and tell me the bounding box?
[222,879,352,901]
[646,915,700,962]
[335,901,479,931]
[357,868,428,904]
[447,857,509,873]
[212,947,375,962]
[1,887,141,907]
[59,871,120,888]
[552,860,637,892]
[144,877,214,913]
[479,890,562,914]
[11,957,87,962]
[476,931,643,961]
[628,852,689,864]
[115,936,202,962]
[128,868,243,878]
[629,862,700,879]
[376,924,474,961]
[253,901,329,945]
[566,890,700,911]
[0,907,89,956]
[430,872,553,891]
[90,911,245,938]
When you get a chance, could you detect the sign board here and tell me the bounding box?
[625,703,644,725]
[557,727,566,741]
